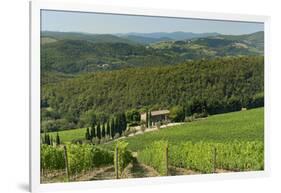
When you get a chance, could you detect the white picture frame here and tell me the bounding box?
[29,1,270,192]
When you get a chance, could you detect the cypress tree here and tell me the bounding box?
[116,114,122,135]
[149,111,152,127]
[96,122,101,139]
[121,113,127,132]
[106,121,110,137]
[90,126,96,139]
[101,123,106,138]
[43,132,47,144]
[110,118,115,138]
[115,115,119,135]
[50,136,53,146]
[56,132,61,145]
[47,134,51,145]
[45,133,50,145]
[146,110,149,128]
[85,128,90,140]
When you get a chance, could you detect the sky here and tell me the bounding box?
[41,10,264,35]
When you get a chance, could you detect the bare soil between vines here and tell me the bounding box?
[41,162,235,184]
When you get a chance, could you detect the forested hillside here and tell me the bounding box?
[41,31,264,75]
[41,56,264,131]
[41,39,178,74]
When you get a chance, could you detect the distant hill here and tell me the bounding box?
[41,31,264,75]
[118,35,173,44]
[41,39,163,74]
[41,31,135,44]
[42,31,220,45]
[119,31,220,41]
[217,31,264,51]
[151,31,264,56]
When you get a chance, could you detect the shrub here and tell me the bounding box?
[169,106,185,122]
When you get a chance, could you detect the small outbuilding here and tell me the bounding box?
[141,110,170,126]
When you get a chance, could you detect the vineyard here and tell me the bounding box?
[139,140,263,175]
[40,108,264,183]
[41,140,263,183]
[41,141,134,182]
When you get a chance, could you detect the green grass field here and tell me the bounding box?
[41,37,57,44]
[45,127,87,143]
[45,107,264,151]
[102,107,264,152]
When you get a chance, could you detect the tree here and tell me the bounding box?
[96,112,109,125]
[120,113,127,133]
[90,126,96,139]
[101,123,106,138]
[96,122,101,139]
[169,106,185,122]
[56,132,61,145]
[80,109,97,128]
[115,113,127,135]
[115,115,121,135]
[106,121,110,137]
[126,109,140,124]
[149,111,152,128]
[44,133,50,145]
[226,95,242,112]
[50,136,53,146]
[247,92,264,109]
[110,118,115,139]
[85,128,91,140]
[145,110,149,128]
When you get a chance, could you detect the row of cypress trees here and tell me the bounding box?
[85,113,127,140]
[42,132,61,145]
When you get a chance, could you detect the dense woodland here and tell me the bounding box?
[41,55,264,132]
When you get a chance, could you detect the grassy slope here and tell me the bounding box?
[103,107,264,152]
[45,107,264,150]
[41,37,57,44]
[46,128,87,143]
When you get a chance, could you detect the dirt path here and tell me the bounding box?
[169,166,235,176]
[122,160,160,179]
[169,166,200,176]
[76,160,160,181]
[75,166,116,181]
[41,170,67,184]
[41,164,235,184]
[103,122,185,145]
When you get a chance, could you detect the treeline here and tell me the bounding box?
[41,56,264,131]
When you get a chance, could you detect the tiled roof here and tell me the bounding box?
[151,110,170,116]
[141,110,170,116]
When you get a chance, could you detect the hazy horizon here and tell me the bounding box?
[42,10,264,35]
[41,30,264,36]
